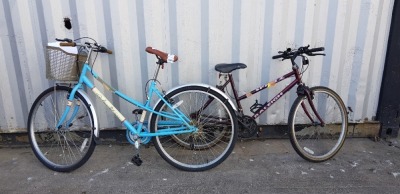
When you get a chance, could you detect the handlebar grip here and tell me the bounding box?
[272,54,284,59]
[60,42,76,47]
[97,46,113,54]
[308,47,324,52]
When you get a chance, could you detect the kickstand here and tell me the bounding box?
[131,140,143,166]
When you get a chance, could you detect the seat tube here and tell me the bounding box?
[228,74,243,110]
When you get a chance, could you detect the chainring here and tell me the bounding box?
[127,123,151,145]
[238,115,258,138]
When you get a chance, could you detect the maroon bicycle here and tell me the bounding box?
[212,45,348,162]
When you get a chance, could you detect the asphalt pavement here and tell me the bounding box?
[1,137,400,194]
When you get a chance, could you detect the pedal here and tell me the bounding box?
[131,154,143,166]
[250,100,263,113]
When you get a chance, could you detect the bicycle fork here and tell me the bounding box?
[297,85,325,126]
[56,86,82,130]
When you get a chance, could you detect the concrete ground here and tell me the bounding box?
[1,137,399,194]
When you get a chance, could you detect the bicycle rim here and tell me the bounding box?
[289,87,347,162]
[28,86,95,172]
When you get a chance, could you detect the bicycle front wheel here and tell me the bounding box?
[288,86,348,162]
[150,86,238,171]
[27,86,96,172]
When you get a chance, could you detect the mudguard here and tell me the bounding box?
[154,83,237,112]
[77,89,100,138]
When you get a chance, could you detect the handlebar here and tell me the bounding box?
[272,45,325,60]
[307,47,324,53]
[56,38,113,54]
[55,38,72,43]
[272,54,285,60]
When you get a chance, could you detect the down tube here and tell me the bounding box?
[252,79,298,119]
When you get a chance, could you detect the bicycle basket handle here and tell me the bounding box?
[145,47,178,63]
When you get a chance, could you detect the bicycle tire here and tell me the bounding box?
[288,86,348,162]
[150,85,238,171]
[27,86,96,172]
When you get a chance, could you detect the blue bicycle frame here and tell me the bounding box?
[56,61,196,143]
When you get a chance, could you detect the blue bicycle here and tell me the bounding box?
[27,37,238,172]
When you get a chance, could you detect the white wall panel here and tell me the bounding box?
[237,0,266,123]
[0,0,395,132]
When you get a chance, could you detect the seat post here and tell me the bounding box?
[228,73,243,111]
[153,65,161,80]
[153,57,166,80]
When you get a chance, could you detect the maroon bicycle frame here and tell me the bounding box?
[222,70,298,119]
[212,66,325,125]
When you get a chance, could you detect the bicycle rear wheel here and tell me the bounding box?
[150,86,237,171]
[288,86,348,162]
[27,86,96,172]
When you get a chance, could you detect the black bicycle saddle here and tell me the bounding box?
[214,63,247,73]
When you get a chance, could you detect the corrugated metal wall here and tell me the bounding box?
[0,0,394,133]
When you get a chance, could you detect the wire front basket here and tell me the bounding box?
[46,46,86,81]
